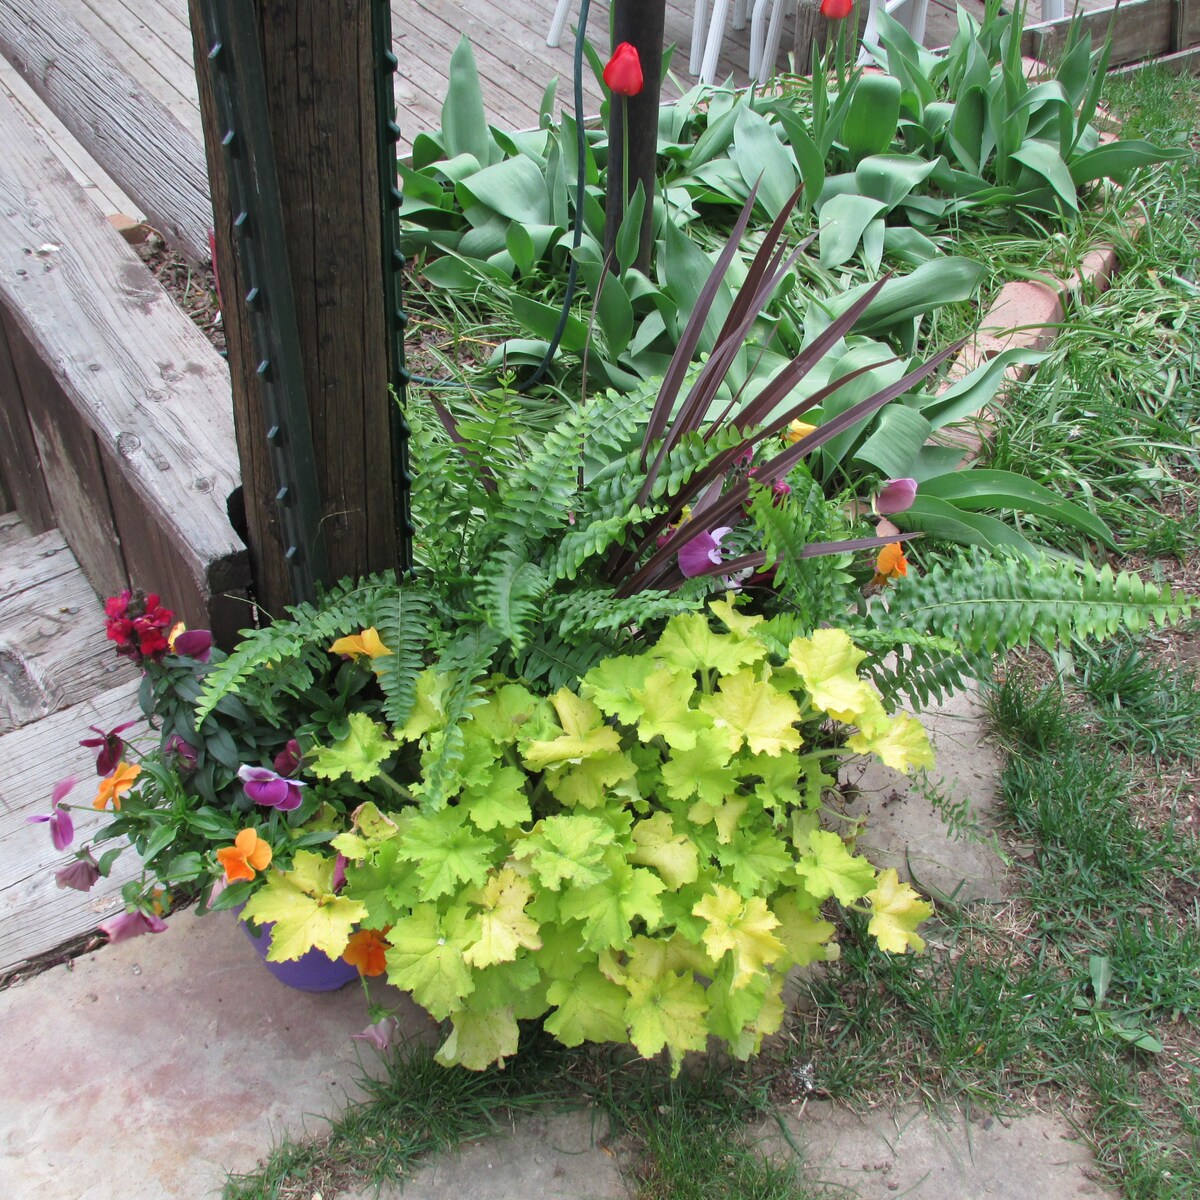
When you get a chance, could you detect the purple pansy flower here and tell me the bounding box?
[351,1015,400,1052]
[171,629,213,662]
[27,777,77,851]
[875,477,918,516]
[57,853,102,892]
[238,764,306,812]
[678,526,732,579]
[98,910,168,944]
[273,738,303,777]
[80,721,138,776]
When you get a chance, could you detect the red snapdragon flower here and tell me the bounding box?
[820,0,854,18]
[603,42,643,97]
[104,590,176,664]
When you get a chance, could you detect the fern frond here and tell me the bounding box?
[375,582,436,727]
[879,550,1196,655]
[845,626,985,710]
[515,628,621,690]
[195,576,397,724]
[473,540,549,651]
[549,506,662,582]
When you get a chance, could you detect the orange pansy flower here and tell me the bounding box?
[329,627,393,661]
[93,761,142,811]
[342,927,391,977]
[785,420,818,445]
[872,542,908,587]
[216,828,273,884]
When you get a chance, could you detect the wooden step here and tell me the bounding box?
[0,517,143,974]
[0,82,251,644]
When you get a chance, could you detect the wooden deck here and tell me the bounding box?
[0,515,141,976]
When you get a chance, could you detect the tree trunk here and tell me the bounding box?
[604,0,666,274]
[188,0,396,615]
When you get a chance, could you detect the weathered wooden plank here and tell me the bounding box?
[0,0,212,262]
[1023,0,1176,67]
[72,0,203,134]
[0,553,133,732]
[0,315,55,535]
[0,511,29,551]
[1112,42,1200,70]
[0,66,138,219]
[0,85,250,640]
[3,315,130,601]
[0,678,142,975]
[1180,0,1200,47]
[0,527,77,599]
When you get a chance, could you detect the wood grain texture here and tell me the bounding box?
[0,83,249,622]
[0,315,54,534]
[0,0,212,262]
[190,0,398,613]
[3,313,130,600]
[0,510,29,551]
[0,532,134,733]
[1023,0,1176,65]
[0,678,142,974]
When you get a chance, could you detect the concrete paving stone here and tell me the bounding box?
[0,906,434,1200]
[768,1100,1121,1200]
[348,1109,632,1200]
[844,682,1008,903]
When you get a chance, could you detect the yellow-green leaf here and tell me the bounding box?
[866,868,933,953]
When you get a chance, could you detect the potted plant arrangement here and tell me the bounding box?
[36,194,1192,1072]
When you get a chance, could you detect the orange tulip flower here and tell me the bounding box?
[216,828,273,884]
[329,627,393,662]
[93,761,142,811]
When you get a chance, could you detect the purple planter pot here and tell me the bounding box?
[236,911,360,992]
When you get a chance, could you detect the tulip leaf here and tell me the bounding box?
[894,495,1038,555]
[842,75,901,163]
[509,295,589,354]
[595,272,635,359]
[854,154,940,209]
[457,156,552,225]
[1068,139,1190,186]
[1011,142,1078,210]
[733,108,798,220]
[853,404,933,479]
[818,194,888,269]
[918,470,1116,548]
[918,346,1047,429]
[616,182,647,274]
[442,39,493,167]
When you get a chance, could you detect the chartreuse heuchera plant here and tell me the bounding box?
[242,603,934,1070]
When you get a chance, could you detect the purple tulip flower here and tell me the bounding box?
[238,764,306,812]
[27,777,77,851]
[678,527,732,578]
[80,721,138,776]
[875,478,918,516]
[99,910,168,944]
[351,1015,399,1052]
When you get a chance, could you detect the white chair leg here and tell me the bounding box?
[1040,0,1066,18]
[749,0,772,78]
[547,0,573,48]
[733,0,749,29]
[758,0,788,82]
[700,0,732,84]
[859,0,885,63]
[907,0,930,44]
[691,0,710,74]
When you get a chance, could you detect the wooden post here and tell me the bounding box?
[188,0,396,616]
[604,0,666,274]
[793,0,832,75]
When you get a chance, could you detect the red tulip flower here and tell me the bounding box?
[603,42,643,97]
[820,0,854,18]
